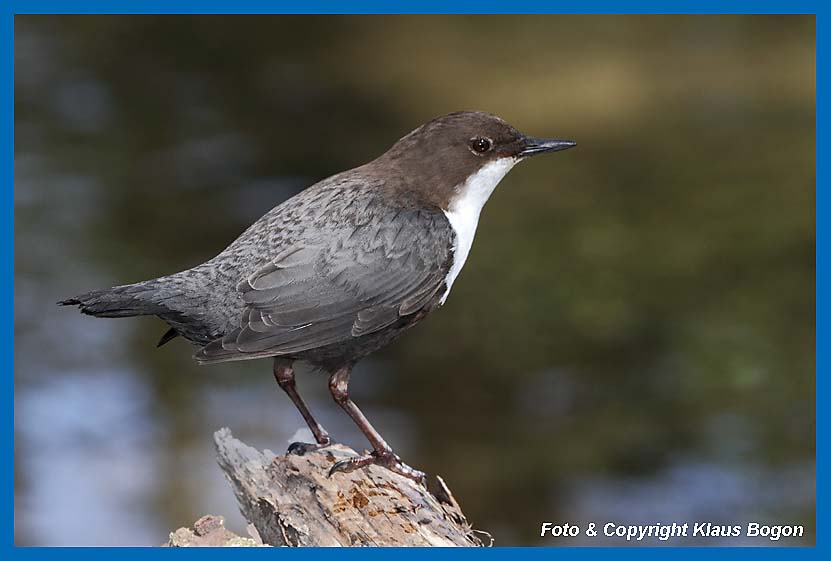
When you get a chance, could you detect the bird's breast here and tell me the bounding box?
[439,157,517,304]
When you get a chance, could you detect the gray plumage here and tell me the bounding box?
[61,111,576,375]
[62,169,454,369]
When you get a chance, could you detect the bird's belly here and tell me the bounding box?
[294,299,438,370]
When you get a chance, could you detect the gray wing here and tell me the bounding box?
[196,205,453,363]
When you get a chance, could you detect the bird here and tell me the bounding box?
[60,111,576,483]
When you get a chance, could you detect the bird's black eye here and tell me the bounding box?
[470,137,493,154]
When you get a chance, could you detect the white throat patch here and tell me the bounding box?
[440,157,517,304]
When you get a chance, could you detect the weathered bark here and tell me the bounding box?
[208,427,489,546]
[164,515,266,547]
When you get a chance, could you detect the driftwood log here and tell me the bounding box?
[165,428,488,547]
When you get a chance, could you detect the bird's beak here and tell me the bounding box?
[518,137,577,157]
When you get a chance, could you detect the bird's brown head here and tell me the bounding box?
[371,111,576,209]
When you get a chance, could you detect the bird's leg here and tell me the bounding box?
[273,358,331,455]
[326,364,426,485]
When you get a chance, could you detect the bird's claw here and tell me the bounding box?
[287,439,331,456]
[328,450,426,485]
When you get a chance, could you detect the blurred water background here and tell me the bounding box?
[14,15,815,546]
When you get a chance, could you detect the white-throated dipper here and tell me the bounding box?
[61,111,576,483]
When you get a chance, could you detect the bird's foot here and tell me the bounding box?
[328,450,426,485]
[287,437,332,456]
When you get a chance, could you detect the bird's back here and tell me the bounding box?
[85,168,454,361]
[155,171,383,344]
[193,173,455,364]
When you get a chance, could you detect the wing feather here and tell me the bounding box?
[195,200,453,363]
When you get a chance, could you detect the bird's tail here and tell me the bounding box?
[58,282,167,318]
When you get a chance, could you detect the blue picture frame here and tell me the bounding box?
[4,1,821,557]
